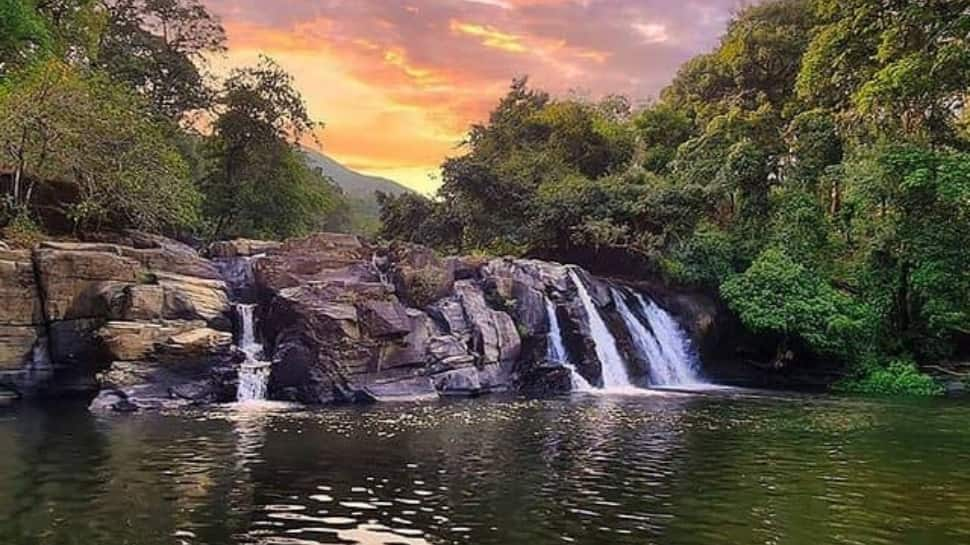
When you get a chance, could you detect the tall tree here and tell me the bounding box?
[98,0,226,121]
[202,56,344,239]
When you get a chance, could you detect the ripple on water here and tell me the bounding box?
[3,392,970,545]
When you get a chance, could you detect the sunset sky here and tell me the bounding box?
[203,0,747,194]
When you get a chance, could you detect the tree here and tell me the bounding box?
[0,0,53,75]
[634,102,694,173]
[798,0,970,142]
[847,145,970,359]
[721,248,873,363]
[98,0,226,120]
[0,59,200,231]
[202,56,343,239]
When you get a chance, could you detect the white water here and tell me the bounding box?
[544,297,593,391]
[613,289,703,386]
[568,270,632,389]
[236,304,272,402]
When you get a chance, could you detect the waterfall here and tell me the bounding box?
[613,289,703,386]
[544,297,592,391]
[216,254,264,303]
[568,270,632,389]
[235,304,271,402]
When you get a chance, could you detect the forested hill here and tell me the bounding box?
[302,149,411,201]
[301,149,413,234]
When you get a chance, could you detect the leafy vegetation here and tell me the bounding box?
[0,0,349,240]
[378,0,970,394]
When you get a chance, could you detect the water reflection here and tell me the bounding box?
[1,393,970,545]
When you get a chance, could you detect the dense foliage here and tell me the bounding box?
[0,0,348,239]
[379,0,970,393]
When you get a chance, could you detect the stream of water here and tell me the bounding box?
[235,304,271,403]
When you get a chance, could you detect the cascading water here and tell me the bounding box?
[568,269,632,389]
[613,288,703,386]
[544,297,592,391]
[634,292,703,385]
[235,303,271,402]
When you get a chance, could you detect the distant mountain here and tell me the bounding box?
[301,148,414,234]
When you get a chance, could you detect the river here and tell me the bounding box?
[1,389,969,545]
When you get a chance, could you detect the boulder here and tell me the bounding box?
[155,272,231,329]
[427,297,472,339]
[84,230,221,279]
[255,232,374,292]
[454,281,521,366]
[97,320,205,362]
[516,362,573,396]
[377,309,437,370]
[155,328,233,366]
[34,246,141,321]
[432,364,506,396]
[427,335,474,367]
[0,249,43,326]
[359,300,412,338]
[0,326,43,368]
[206,239,281,259]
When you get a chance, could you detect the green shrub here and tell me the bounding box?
[663,223,736,288]
[404,267,447,308]
[2,211,44,248]
[835,357,943,397]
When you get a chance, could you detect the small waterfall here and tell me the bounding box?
[545,297,592,391]
[568,270,632,389]
[613,289,703,386]
[216,254,264,303]
[235,304,271,402]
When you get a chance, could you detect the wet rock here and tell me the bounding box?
[363,376,438,402]
[454,281,521,366]
[945,381,966,397]
[89,389,138,413]
[432,364,506,396]
[516,363,573,396]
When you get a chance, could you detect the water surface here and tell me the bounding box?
[1,390,969,545]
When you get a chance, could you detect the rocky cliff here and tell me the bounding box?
[0,232,238,409]
[0,231,719,410]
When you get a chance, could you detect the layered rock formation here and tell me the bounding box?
[0,230,714,410]
[0,232,237,409]
[246,233,663,403]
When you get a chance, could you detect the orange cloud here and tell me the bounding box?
[450,21,528,53]
[203,0,741,193]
